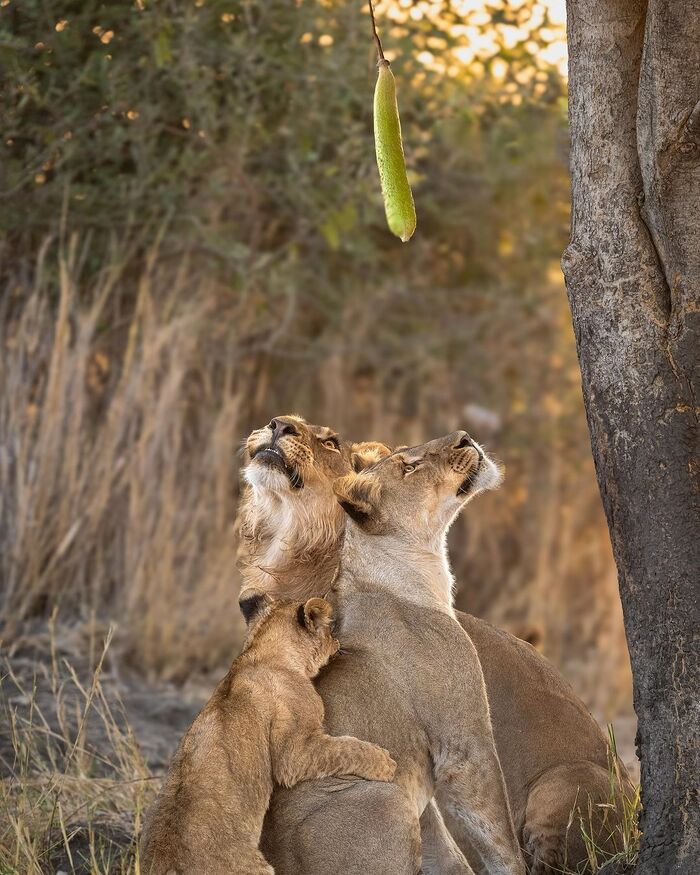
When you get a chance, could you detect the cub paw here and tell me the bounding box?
[368,746,397,782]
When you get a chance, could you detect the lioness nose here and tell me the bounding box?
[269,418,299,440]
[454,432,473,449]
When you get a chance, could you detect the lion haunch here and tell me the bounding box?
[139,597,396,875]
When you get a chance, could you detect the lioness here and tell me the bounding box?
[264,433,525,875]
[238,415,632,874]
[261,430,524,875]
[239,415,388,612]
[140,597,396,875]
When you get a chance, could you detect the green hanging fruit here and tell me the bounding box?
[373,59,416,243]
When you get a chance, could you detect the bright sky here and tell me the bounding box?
[539,0,567,74]
[387,0,568,77]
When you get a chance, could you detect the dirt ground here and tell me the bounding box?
[3,632,640,778]
[0,628,639,873]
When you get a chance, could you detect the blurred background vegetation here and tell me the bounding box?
[0,1,634,869]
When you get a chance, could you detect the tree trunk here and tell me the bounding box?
[563,1,699,873]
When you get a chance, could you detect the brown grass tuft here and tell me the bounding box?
[573,726,641,874]
[0,619,154,874]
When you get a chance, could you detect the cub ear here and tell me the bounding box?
[299,598,334,632]
[350,441,392,472]
[333,472,381,523]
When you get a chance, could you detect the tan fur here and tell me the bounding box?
[139,597,396,875]
[264,432,523,875]
[236,416,634,875]
[238,415,390,603]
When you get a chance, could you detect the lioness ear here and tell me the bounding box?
[299,598,334,632]
[350,441,392,472]
[518,624,545,651]
[239,591,273,625]
[333,472,381,523]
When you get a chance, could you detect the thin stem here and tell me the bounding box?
[368,0,385,63]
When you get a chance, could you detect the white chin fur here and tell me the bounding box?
[244,461,291,492]
[473,451,504,492]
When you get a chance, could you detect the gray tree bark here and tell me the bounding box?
[562,1,699,873]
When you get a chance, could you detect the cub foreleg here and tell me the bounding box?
[273,730,396,788]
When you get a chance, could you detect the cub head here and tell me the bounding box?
[244,595,339,677]
[333,430,503,540]
[238,414,391,616]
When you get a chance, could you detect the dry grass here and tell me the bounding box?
[574,727,641,874]
[0,618,154,874]
[0,236,246,680]
[0,235,632,712]
[555,725,641,875]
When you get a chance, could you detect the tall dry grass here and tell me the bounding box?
[1,235,631,715]
[573,727,641,874]
[1,236,246,680]
[0,620,153,874]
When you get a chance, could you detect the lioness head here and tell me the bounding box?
[333,430,503,539]
[238,414,390,615]
[244,595,339,677]
[244,415,352,492]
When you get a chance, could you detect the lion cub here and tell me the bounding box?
[140,597,396,875]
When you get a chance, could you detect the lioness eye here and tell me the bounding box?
[403,464,415,474]
[323,438,339,451]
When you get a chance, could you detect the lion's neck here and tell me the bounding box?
[337,522,456,616]
[238,487,344,600]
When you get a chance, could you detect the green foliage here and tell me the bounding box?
[1,1,573,476]
[3,1,256,248]
[2,1,566,283]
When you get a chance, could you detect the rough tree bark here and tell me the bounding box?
[562,1,699,873]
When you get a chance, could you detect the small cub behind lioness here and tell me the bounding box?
[140,597,396,875]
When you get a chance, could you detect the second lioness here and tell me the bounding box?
[238,415,632,874]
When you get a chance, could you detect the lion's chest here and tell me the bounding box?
[315,642,435,815]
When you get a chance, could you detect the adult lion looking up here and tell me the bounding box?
[238,415,389,613]
[237,414,632,874]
